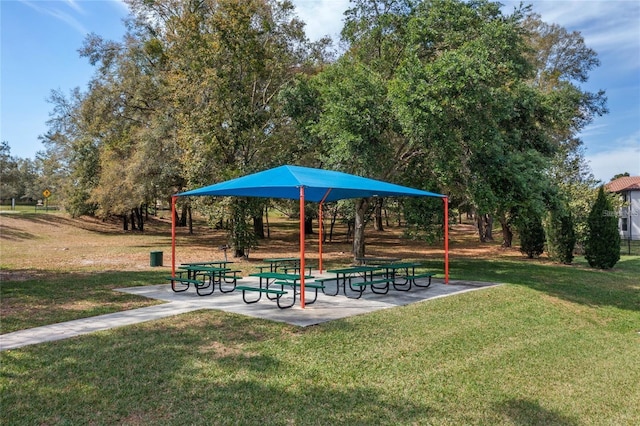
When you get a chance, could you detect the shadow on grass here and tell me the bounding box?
[441,257,640,313]
[1,312,437,424]
[3,212,177,238]
[496,398,578,425]
[0,224,39,241]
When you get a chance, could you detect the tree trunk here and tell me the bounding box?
[174,206,180,227]
[253,215,265,239]
[499,214,513,248]
[265,206,270,238]
[373,198,384,231]
[187,206,193,235]
[179,204,188,227]
[123,215,129,231]
[477,214,486,242]
[304,216,313,235]
[329,208,338,242]
[134,206,144,232]
[353,198,369,260]
[476,213,494,242]
[130,210,137,230]
[485,214,493,241]
[346,219,354,243]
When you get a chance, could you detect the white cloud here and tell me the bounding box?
[291,0,350,42]
[64,0,84,14]
[586,130,640,181]
[111,0,130,14]
[20,0,88,34]
[502,1,640,71]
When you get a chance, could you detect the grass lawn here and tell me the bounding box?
[1,213,639,424]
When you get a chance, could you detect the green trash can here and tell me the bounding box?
[150,251,163,267]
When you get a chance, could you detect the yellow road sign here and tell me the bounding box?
[42,189,51,198]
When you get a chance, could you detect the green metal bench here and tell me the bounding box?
[401,272,434,288]
[165,276,212,295]
[351,278,394,296]
[273,281,325,305]
[235,286,291,308]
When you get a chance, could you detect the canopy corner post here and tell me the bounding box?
[318,203,323,273]
[171,195,177,278]
[299,186,306,308]
[443,196,449,284]
[318,188,332,274]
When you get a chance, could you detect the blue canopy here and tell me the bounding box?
[177,165,445,202]
[172,165,449,308]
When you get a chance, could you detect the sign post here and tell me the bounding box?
[42,189,51,211]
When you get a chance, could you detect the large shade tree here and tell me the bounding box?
[523,14,608,250]
[389,0,558,245]
[133,0,320,254]
[38,0,606,262]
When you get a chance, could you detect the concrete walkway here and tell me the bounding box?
[0,276,498,351]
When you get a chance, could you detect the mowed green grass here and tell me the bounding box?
[0,271,166,333]
[1,255,639,424]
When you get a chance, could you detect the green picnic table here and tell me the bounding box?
[323,266,392,298]
[376,262,432,291]
[237,271,317,308]
[261,257,300,272]
[167,264,241,296]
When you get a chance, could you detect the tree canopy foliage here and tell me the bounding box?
[29,0,608,259]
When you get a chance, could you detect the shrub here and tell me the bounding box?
[518,213,546,259]
[584,186,620,269]
[546,207,576,264]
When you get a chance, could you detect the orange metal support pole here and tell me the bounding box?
[318,203,323,273]
[318,189,332,274]
[444,196,449,284]
[299,186,306,308]
[171,195,177,278]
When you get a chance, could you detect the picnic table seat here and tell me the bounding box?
[348,278,394,297]
[401,272,434,288]
[273,281,325,305]
[166,275,214,296]
[167,266,243,296]
[235,286,292,308]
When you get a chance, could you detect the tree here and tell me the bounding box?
[314,59,398,258]
[517,212,546,259]
[293,0,425,260]
[584,186,620,269]
[391,0,557,246]
[41,88,100,217]
[523,13,608,252]
[612,172,630,181]
[546,205,576,264]
[0,142,20,200]
[143,0,315,254]
[0,143,47,205]
[40,0,316,243]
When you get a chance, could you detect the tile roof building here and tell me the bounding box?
[605,176,640,241]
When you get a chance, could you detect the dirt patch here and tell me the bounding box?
[0,212,531,279]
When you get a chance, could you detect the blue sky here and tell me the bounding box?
[1,0,638,183]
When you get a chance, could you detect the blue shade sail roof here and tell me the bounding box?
[177,165,444,202]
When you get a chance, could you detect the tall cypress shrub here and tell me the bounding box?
[584,186,620,269]
[546,207,576,264]
[518,213,546,259]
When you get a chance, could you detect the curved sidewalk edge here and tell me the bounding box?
[0,302,200,352]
